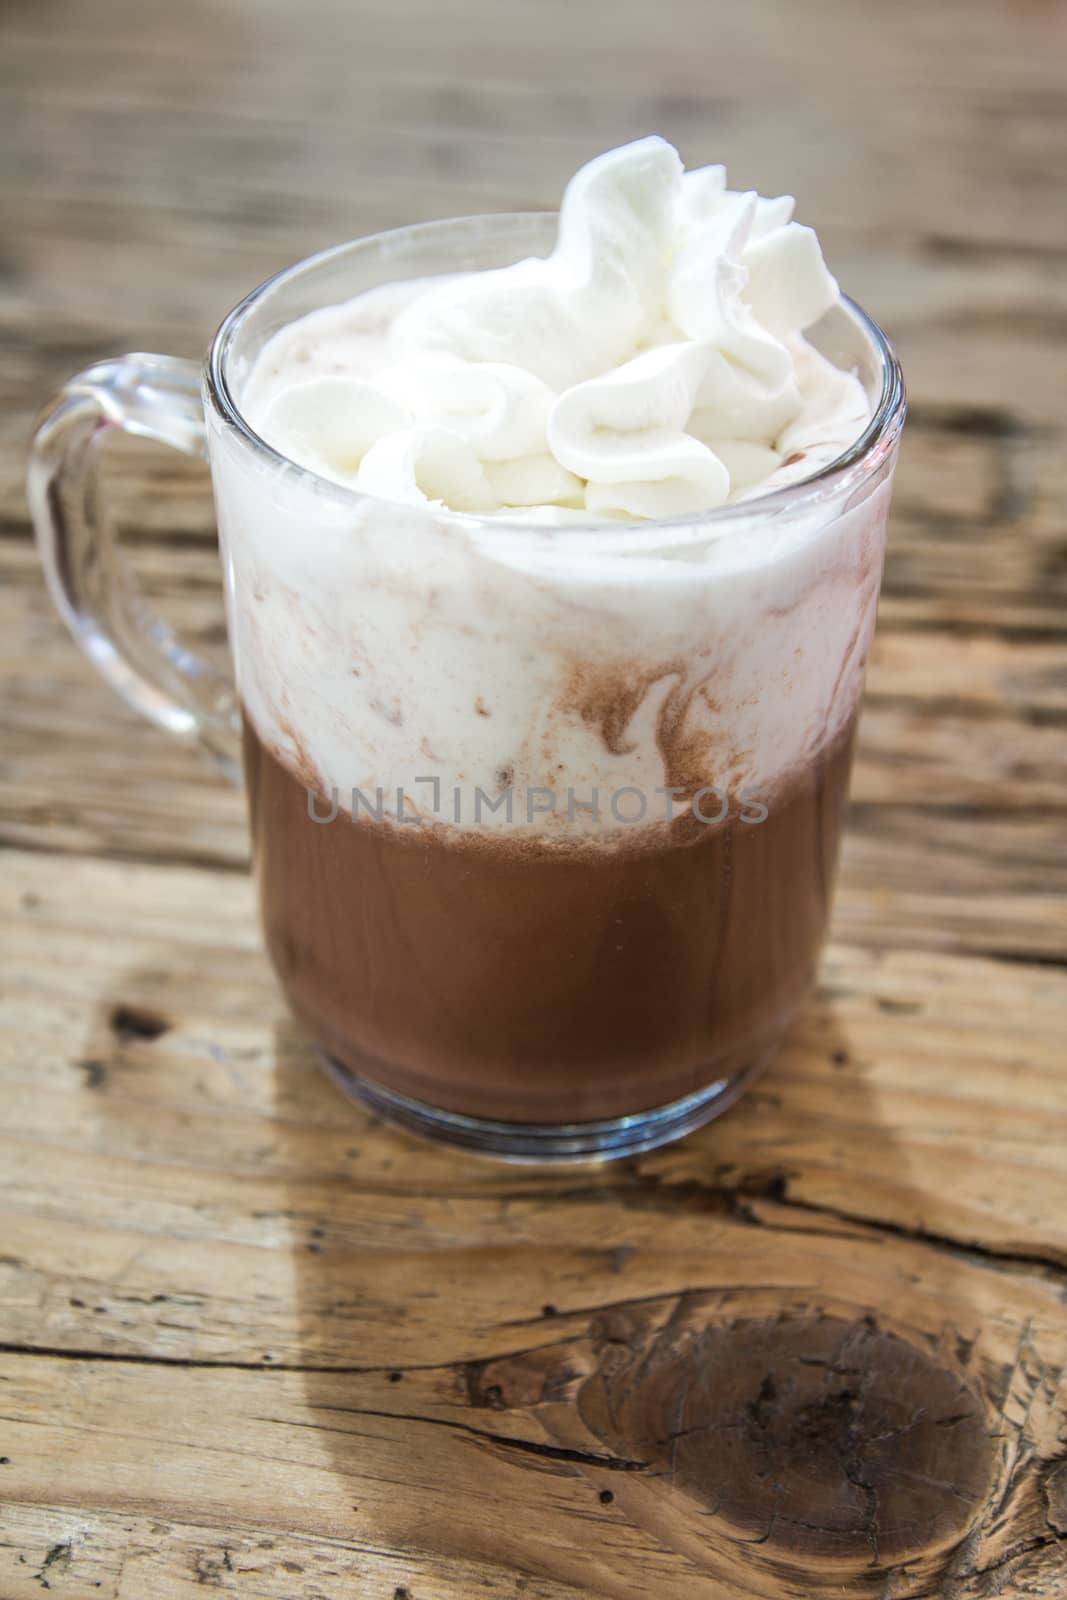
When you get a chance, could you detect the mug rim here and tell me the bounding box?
[204,211,906,540]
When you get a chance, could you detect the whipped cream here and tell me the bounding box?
[212,151,899,843]
[246,138,870,520]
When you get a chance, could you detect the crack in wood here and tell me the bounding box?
[491,1173,1067,1287]
[0,834,252,876]
[0,1335,584,1377]
[917,232,1067,266]
[269,1405,649,1473]
[762,1195,1067,1285]
[903,402,1051,440]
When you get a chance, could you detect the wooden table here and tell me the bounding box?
[2,2,1066,1595]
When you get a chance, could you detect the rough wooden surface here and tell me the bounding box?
[2,1,1066,1596]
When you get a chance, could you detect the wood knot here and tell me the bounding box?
[577,1311,996,1578]
[109,1002,170,1043]
[467,1348,579,1410]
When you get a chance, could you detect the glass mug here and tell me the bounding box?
[28,216,905,1161]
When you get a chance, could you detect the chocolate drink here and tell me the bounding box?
[202,139,902,1153]
[218,263,891,1149]
[243,711,858,1123]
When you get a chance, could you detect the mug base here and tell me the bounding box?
[318,1050,773,1164]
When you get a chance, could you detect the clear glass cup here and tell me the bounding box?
[28,214,905,1162]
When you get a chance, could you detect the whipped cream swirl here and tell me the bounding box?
[251,138,871,519]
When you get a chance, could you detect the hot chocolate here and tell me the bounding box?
[202,136,901,1155]
[243,712,858,1125]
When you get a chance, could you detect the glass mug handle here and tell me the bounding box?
[27,352,241,779]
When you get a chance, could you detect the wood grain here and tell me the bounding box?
[2,0,1066,1595]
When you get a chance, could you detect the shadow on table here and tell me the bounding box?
[77,953,1004,1593]
[266,998,1001,1599]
